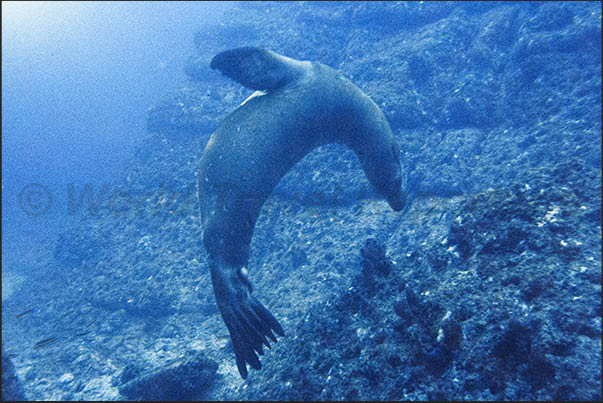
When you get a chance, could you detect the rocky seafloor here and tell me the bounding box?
[2,2,601,401]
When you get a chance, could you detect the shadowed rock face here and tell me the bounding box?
[118,350,218,401]
[2,353,27,401]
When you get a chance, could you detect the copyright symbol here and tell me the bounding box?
[18,183,52,216]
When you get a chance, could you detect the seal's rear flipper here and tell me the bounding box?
[228,296,285,379]
[209,258,284,379]
[210,47,308,91]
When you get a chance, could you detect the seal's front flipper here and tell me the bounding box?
[210,46,308,91]
[209,259,284,379]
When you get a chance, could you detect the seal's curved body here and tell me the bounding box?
[198,47,405,378]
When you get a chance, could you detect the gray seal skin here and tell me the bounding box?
[198,47,405,379]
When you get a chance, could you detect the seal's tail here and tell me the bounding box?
[228,295,285,379]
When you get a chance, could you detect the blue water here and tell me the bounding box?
[2,1,230,244]
[2,2,601,401]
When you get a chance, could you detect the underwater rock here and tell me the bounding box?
[520,277,554,302]
[118,350,218,401]
[146,87,222,137]
[447,161,600,275]
[358,238,394,295]
[360,238,392,277]
[90,285,176,319]
[421,344,453,376]
[112,364,141,387]
[2,352,27,401]
[523,351,556,390]
[403,287,445,333]
[492,319,534,369]
[54,231,107,267]
[439,318,463,353]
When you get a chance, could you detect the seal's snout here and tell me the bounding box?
[387,191,406,212]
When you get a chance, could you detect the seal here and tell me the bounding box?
[198,47,405,378]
